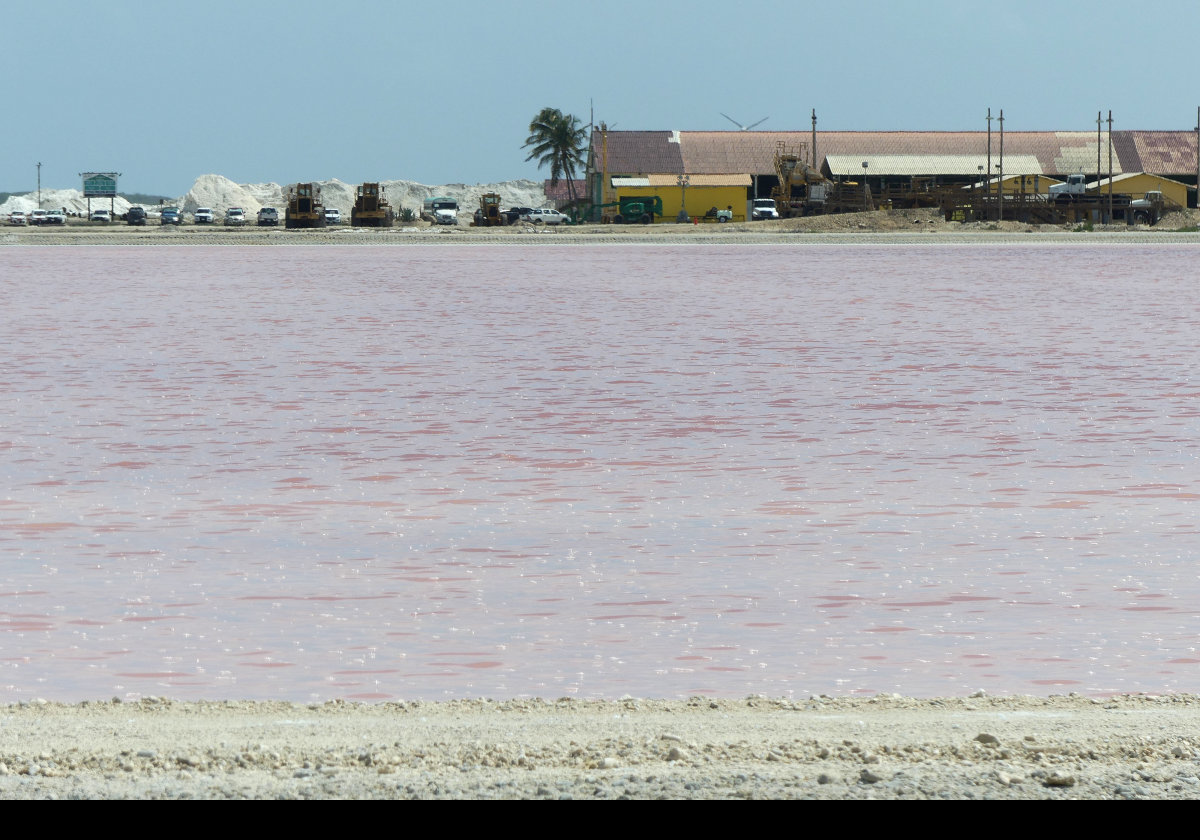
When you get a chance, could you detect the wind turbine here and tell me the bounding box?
[721,113,768,131]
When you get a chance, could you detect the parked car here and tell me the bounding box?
[29,209,49,225]
[257,207,279,226]
[160,207,183,226]
[8,211,27,226]
[324,208,341,225]
[89,209,111,223]
[224,208,247,226]
[503,206,533,225]
[44,210,67,225]
[127,206,147,225]
[520,208,570,225]
[193,207,215,224]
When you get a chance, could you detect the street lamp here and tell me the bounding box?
[676,174,690,222]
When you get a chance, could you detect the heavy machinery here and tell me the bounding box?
[351,183,395,227]
[285,183,326,229]
[596,195,664,224]
[770,141,833,217]
[472,193,504,226]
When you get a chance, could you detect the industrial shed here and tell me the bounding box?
[1088,172,1190,208]
[586,129,1200,214]
[972,173,1065,195]
[605,174,750,221]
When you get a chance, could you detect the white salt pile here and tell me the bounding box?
[0,188,135,217]
[1,175,549,218]
[179,175,548,217]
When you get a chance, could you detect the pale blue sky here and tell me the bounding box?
[8,0,1199,195]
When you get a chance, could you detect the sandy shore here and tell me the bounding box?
[2,694,1198,799]
[4,207,1200,246]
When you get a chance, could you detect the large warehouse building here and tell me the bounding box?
[582,129,1199,221]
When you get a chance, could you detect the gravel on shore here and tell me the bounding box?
[4,207,1200,246]
[3,694,1199,799]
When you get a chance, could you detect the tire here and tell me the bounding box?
[718,216,727,223]
[614,215,624,224]
[640,214,651,224]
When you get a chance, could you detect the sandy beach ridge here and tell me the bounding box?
[3,694,1199,798]
[5,207,1200,247]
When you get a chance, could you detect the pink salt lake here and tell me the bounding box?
[1,243,1198,702]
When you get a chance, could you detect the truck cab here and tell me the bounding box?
[1049,173,1088,200]
[422,197,458,225]
[751,198,780,220]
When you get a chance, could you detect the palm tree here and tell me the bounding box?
[522,107,587,209]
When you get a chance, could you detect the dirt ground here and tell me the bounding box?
[2,694,1199,799]
[5,207,1200,246]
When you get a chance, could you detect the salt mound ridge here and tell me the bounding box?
[0,189,135,216]
[181,174,548,216]
[1,175,548,218]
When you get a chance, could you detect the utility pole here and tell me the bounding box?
[811,109,817,168]
[1096,111,1102,183]
[1194,106,1199,209]
[37,162,42,209]
[998,110,1004,222]
[1107,110,1114,221]
[986,108,992,218]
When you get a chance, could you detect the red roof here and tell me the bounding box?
[589,131,684,175]
[589,130,1200,178]
[543,179,586,202]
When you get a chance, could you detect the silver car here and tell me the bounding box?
[520,208,570,225]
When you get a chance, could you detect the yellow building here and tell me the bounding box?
[1090,172,1189,208]
[984,173,1063,195]
[605,175,751,222]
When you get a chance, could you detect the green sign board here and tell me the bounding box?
[81,172,118,197]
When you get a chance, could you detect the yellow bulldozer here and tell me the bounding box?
[471,193,504,226]
[351,183,395,228]
[285,183,326,229]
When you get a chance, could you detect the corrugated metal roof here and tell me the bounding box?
[543,179,586,202]
[825,154,1043,176]
[590,130,684,175]
[590,130,1195,178]
[1091,171,1190,188]
[1128,131,1198,174]
[679,131,800,175]
[646,173,751,186]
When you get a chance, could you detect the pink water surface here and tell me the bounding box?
[1,243,1198,701]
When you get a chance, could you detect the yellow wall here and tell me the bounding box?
[999,175,1062,195]
[1104,174,1188,208]
[610,185,748,222]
